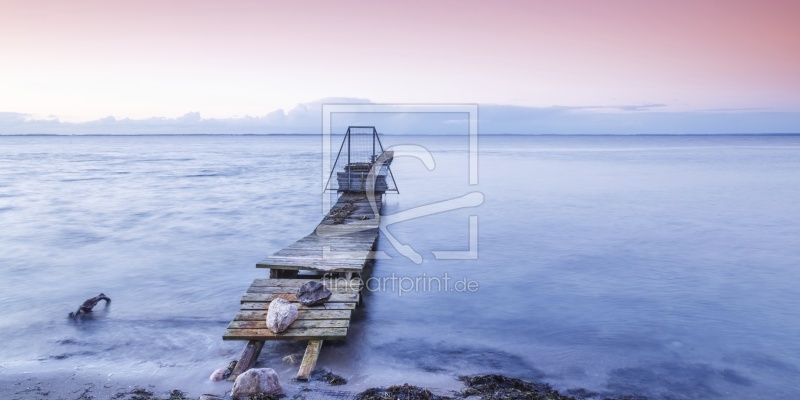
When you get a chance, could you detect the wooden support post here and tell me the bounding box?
[228,340,264,381]
[295,340,323,381]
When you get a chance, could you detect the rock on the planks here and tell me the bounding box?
[231,368,282,399]
[266,298,298,334]
[296,281,333,306]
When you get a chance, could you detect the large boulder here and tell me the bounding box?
[231,368,281,399]
[266,298,298,334]
[296,281,332,306]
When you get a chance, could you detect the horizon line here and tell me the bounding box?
[2,133,800,137]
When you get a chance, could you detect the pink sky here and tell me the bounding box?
[1,0,798,121]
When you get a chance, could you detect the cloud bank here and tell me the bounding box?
[1,98,799,135]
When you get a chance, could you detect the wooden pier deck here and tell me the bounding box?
[223,191,385,380]
[257,192,383,277]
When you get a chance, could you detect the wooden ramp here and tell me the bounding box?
[224,191,384,381]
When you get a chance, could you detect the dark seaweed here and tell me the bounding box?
[356,383,452,400]
[457,374,575,400]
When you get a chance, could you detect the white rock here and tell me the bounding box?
[266,298,298,334]
[231,368,282,399]
[209,368,226,381]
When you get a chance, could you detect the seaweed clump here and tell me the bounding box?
[244,394,283,400]
[328,201,358,224]
[320,370,348,385]
[114,388,192,400]
[357,383,451,400]
[458,374,575,400]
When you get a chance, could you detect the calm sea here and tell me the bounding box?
[1,134,798,399]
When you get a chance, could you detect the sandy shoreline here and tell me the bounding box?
[0,370,454,400]
[1,369,605,400]
[1,370,633,400]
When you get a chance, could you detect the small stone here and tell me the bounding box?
[209,368,226,381]
[296,281,332,306]
[200,395,224,400]
[282,353,301,365]
[231,368,282,399]
[266,298,298,334]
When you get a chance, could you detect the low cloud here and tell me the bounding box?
[478,104,800,134]
[1,99,799,135]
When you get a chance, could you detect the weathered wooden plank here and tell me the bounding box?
[296,340,323,381]
[283,244,377,252]
[250,278,362,288]
[264,258,370,267]
[277,245,372,252]
[246,281,361,291]
[273,249,373,260]
[249,278,364,293]
[240,301,356,311]
[313,225,380,233]
[233,309,352,321]
[259,265,363,274]
[288,240,377,248]
[267,256,371,265]
[281,243,375,250]
[314,228,380,237]
[228,319,349,330]
[292,234,378,243]
[246,286,360,295]
[223,327,348,341]
[318,222,381,230]
[248,283,362,294]
[277,247,375,255]
[240,292,359,303]
[260,256,367,265]
[276,246,376,255]
[285,231,377,241]
[283,240,377,249]
[256,261,366,272]
[228,340,264,381]
[260,254,370,264]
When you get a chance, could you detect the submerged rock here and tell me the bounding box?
[209,360,237,381]
[209,368,226,381]
[282,353,301,365]
[296,281,332,306]
[231,368,282,399]
[266,298,298,334]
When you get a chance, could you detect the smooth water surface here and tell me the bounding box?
[1,134,799,399]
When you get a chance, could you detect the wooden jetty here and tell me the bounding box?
[223,133,393,381]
